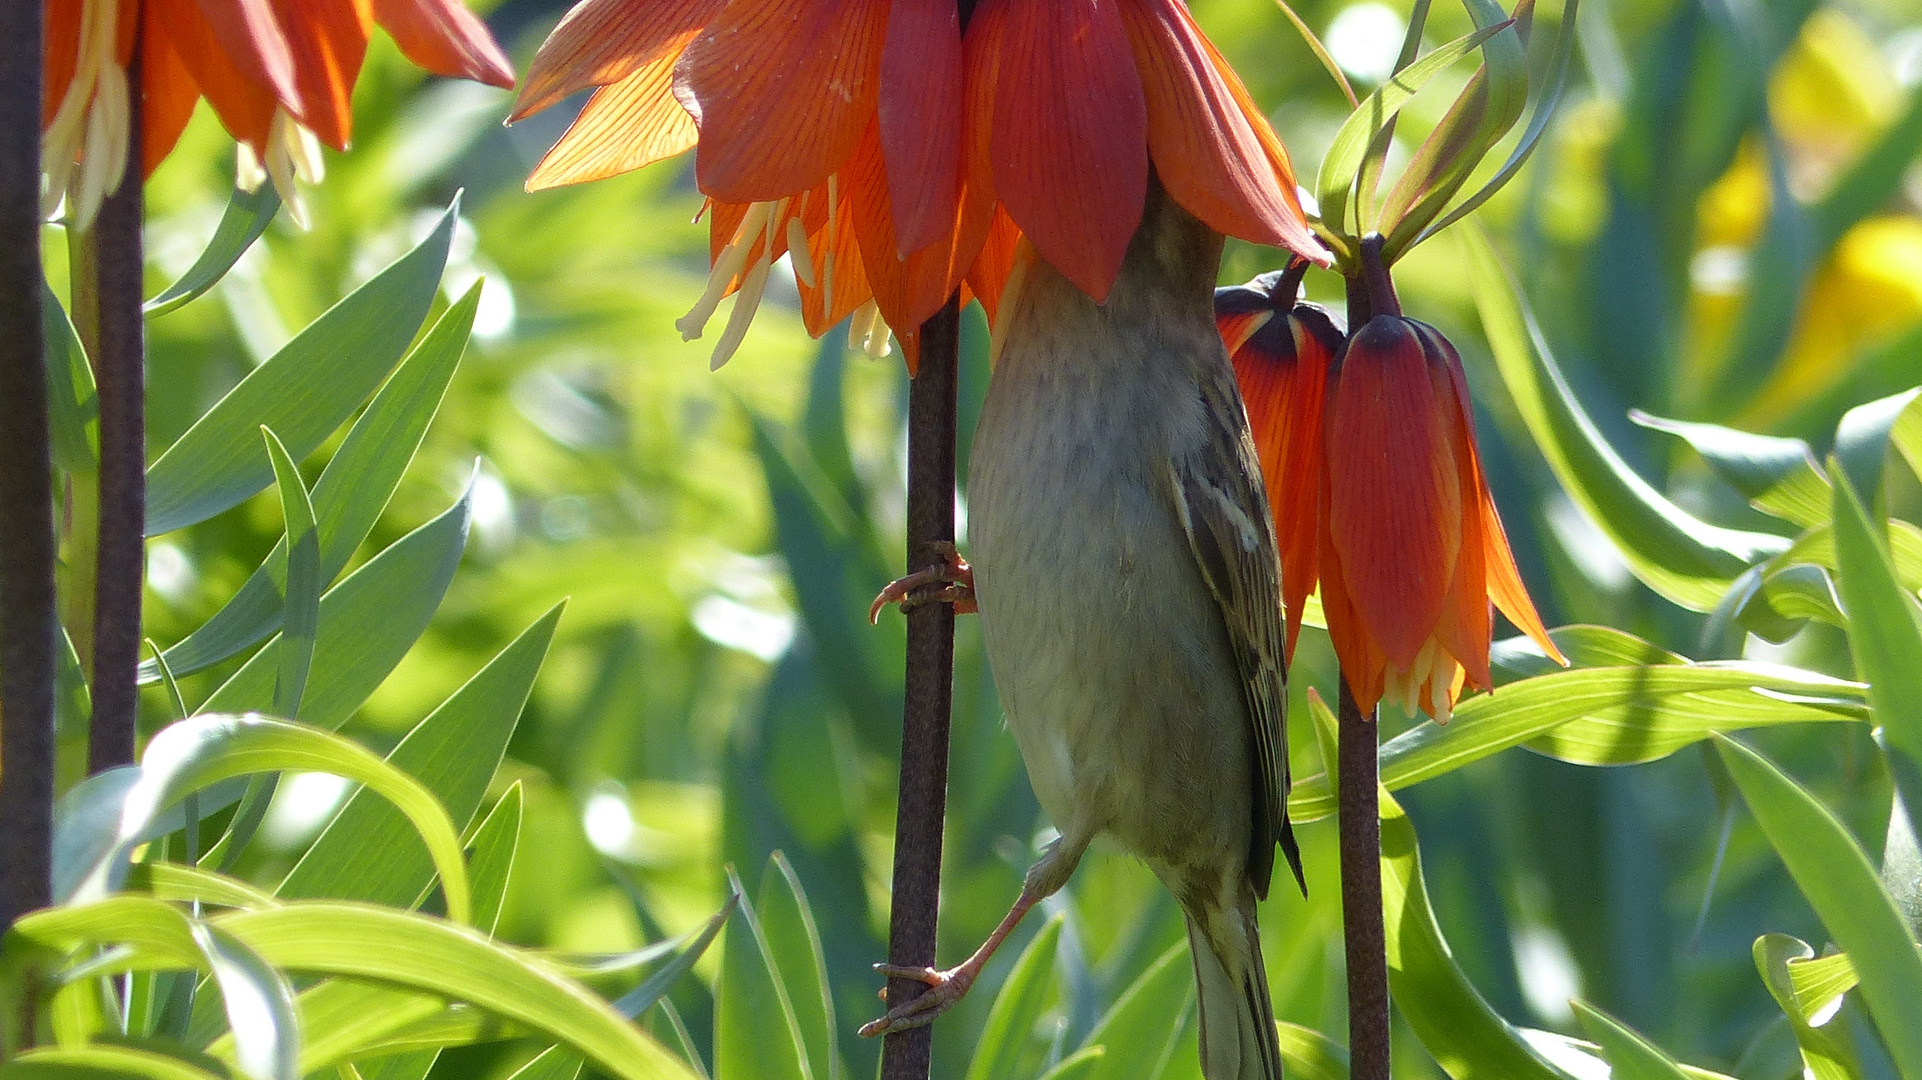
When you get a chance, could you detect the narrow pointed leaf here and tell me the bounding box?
[1632,411,1829,527]
[755,855,836,1080]
[145,198,458,536]
[1275,1023,1349,1080]
[610,893,738,1020]
[145,184,282,317]
[143,286,478,684]
[1079,942,1193,1080]
[43,281,98,473]
[191,921,300,1080]
[1467,230,1789,609]
[715,866,810,1080]
[964,915,1064,1080]
[1828,464,1922,795]
[0,1044,238,1080]
[261,427,319,721]
[1753,935,1860,1080]
[1571,1002,1691,1080]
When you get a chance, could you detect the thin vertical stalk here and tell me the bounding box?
[880,297,961,1080]
[1337,683,1389,1080]
[0,0,54,931]
[85,46,145,775]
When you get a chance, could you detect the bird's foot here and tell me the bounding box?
[858,963,979,1036]
[869,542,976,623]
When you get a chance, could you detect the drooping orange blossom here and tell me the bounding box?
[1218,267,1565,722]
[42,0,514,227]
[511,0,1330,370]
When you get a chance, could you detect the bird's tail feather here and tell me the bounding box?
[1185,896,1281,1080]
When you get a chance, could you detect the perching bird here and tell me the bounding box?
[862,176,1302,1080]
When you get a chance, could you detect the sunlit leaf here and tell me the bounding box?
[1714,734,1922,1077]
[1631,411,1829,527]
[964,915,1064,1080]
[505,1047,584,1080]
[1466,230,1789,610]
[145,184,282,317]
[1079,941,1192,1080]
[198,478,474,730]
[144,286,479,684]
[1753,934,1860,1080]
[144,198,457,536]
[610,893,737,1020]
[1834,389,1922,517]
[715,865,810,1080]
[1275,1023,1349,1080]
[1571,1002,1690,1080]
[1828,464,1922,811]
[0,1043,238,1080]
[189,921,299,1080]
[753,854,836,1080]
[260,427,318,721]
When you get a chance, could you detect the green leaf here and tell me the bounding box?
[609,892,737,1021]
[277,605,560,911]
[260,427,319,721]
[145,184,281,317]
[144,198,457,536]
[1828,464,1922,807]
[1753,935,1860,1080]
[467,784,524,936]
[1380,790,1576,1080]
[198,479,473,731]
[715,865,810,1080]
[189,921,299,1080]
[1631,411,1830,527]
[1079,942,1193,1080]
[143,285,477,684]
[1787,952,1859,1021]
[1275,1024,1349,1080]
[1315,23,1514,238]
[754,854,836,1080]
[0,1044,239,1080]
[1570,1002,1690,1080]
[1034,1048,1105,1080]
[55,715,469,926]
[1714,734,1922,1077]
[505,1047,584,1080]
[1288,659,1867,823]
[210,903,698,1080]
[1465,229,1789,610]
[963,915,1063,1080]
[128,863,278,911]
[1834,389,1922,518]
[43,281,97,474]
[1811,85,1922,252]
[255,979,445,1077]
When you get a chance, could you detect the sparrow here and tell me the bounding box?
[862,175,1303,1080]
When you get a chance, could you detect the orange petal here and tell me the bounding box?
[44,0,82,128]
[961,0,1006,210]
[155,0,279,151]
[193,0,302,115]
[273,0,372,150]
[374,0,515,88]
[799,175,875,337]
[676,0,886,204]
[965,204,1021,327]
[877,0,963,256]
[990,0,1147,302]
[1326,315,1463,669]
[511,0,719,122]
[526,51,694,190]
[1196,15,1327,265]
[844,118,988,340]
[1120,0,1312,252]
[143,28,202,176]
[1320,476,1386,715]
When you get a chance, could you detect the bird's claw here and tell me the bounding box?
[869,542,977,623]
[857,964,977,1037]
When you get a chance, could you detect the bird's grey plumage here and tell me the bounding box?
[967,179,1299,1080]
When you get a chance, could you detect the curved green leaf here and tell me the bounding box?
[506,1047,584,1080]
[189,922,299,1080]
[1314,23,1513,237]
[145,184,281,317]
[1275,1023,1349,1080]
[715,865,810,1080]
[1289,660,1866,822]
[128,863,279,910]
[144,286,477,684]
[1753,935,1860,1080]
[1829,463,1922,779]
[964,915,1063,1080]
[57,715,469,925]
[1571,1002,1690,1080]
[144,197,457,536]
[1035,1048,1105,1080]
[1714,735,1922,1077]
[198,477,473,731]
[43,281,97,474]
[212,903,699,1080]
[610,893,737,1020]
[0,1044,238,1080]
[1835,389,1922,516]
[754,854,836,1080]
[1631,411,1829,527]
[1466,230,1790,610]
[260,427,318,721]
[1787,951,1859,1021]
[1080,942,1192,1080]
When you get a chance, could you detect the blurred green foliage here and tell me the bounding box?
[33,0,1922,1076]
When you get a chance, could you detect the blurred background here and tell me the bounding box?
[86,0,1922,1075]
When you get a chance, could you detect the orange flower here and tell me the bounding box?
[513,0,1328,369]
[1220,275,1564,721]
[42,0,513,227]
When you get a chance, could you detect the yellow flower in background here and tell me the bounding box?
[1768,9,1901,197]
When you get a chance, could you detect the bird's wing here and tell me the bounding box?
[1168,367,1302,900]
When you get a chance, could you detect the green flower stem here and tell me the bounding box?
[0,0,54,932]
